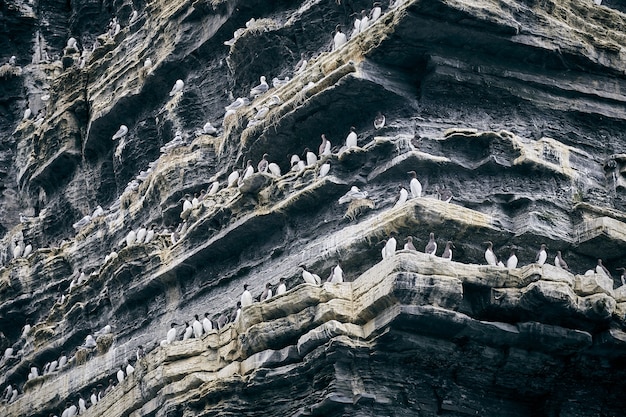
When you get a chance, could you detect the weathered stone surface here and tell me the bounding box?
[2,0,626,416]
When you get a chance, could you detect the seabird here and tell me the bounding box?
[394,186,408,207]
[166,323,178,344]
[23,107,32,120]
[242,160,254,180]
[112,125,128,140]
[192,192,200,208]
[202,313,213,333]
[338,186,368,204]
[260,282,273,301]
[359,10,369,32]
[225,97,250,111]
[29,363,39,379]
[136,226,147,243]
[304,148,317,167]
[227,170,240,187]
[535,244,547,266]
[300,265,321,285]
[441,241,454,261]
[506,248,518,269]
[144,58,152,69]
[48,359,58,374]
[253,106,269,120]
[183,322,193,340]
[90,388,98,406]
[272,76,290,88]
[182,194,193,212]
[13,241,24,259]
[144,224,156,243]
[117,365,125,383]
[436,186,453,203]
[268,162,282,177]
[370,2,383,21]
[136,345,146,360]
[319,134,332,156]
[328,264,344,283]
[129,10,139,24]
[404,236,417,251]
[596,259,611,278]
[249,76,269,97]
[266,95,282,107]
[257,154,269,173]
[78,394,87,413]
[408,171,422,198]
[425,233,437,255]
[554,250,569,271]
[384,233,397,258]
[22,241,32,257]
[84,335,97,348]
[484,241,498,266]
[208,181,220,195]
[169,79,184,96]
[203,121,217,135]
[333,25,347,51]
[232,302,242,322]
[126,228,137,247]
[192,315,203,338]
[217,313,229,329]
[22,321,31,338]
[351,15,361,38]
[374,112,385,129]
[8,55,16,66]
[241,284,253,307]
[319,162,331,178]
[126,359,135,375]
[345,126,358,148]
[277,278,287,295]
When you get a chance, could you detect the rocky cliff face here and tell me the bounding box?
[1,0,626,416]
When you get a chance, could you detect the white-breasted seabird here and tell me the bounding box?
[338,186,368,204]
[241,284,253,306]
[166,323,178,344]
[408,171,422,198]
[13,241,24,259]
[554,250,569,271]
[192,192,200,208]
[84,335,97,348]
[192,315,203,338]
[22,321,31,338]
[277,278,287,295]
[249,76,269,97]
[126,360,134,375]
[225,97,250,111]
[136,226,147,243]
[169,79,184,96]
[117,365,125,383]
[425,233,437,255]
[536,244,547,266]
[304,148,317,166]
[345,126,358,148]
[260,282,273,301]
[319,162,331,178]
[129,10,139,24]
[266,95,282,107]
[8,55,16,65]
[596,259,611,278]
[374,112,385,130]
[203,313,213,333]
[351,15,361,38]
[182,194,193,213]
[183,322,193,340]
[506,248,518,269]
[242,160,254,180]
[359,10,369,32]
[253,106,269,120]
[90,388,98,406]
[394,186,408,207]
[78,394,87,413]
[404,236,417,251]
[48,359,58,373]
[370,3,382,21]
[208,181,220,195]
[441,241,454,261]
[126,228,137,247]
[333,25,347,51]
[268,162,282,177]
[328,264,344,283]
[227,170,240,187]
[485,241,498,266]
[384,233,397,258]
[319,134,332,156]
[300,265,321,285]
[22,241,32,257]
[23,107,32,120]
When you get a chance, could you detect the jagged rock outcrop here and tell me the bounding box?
[1,0,626,416]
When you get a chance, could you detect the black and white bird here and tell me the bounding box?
[404,236,417,251]
[408,171,422,198]
[441,241,454,261]
[596,259,611,278]
[300,265,321,285]
[554,250,569,271]
[484,241,498,266]
[536,244,547,266]
[241,284,253,307]
[425,233,437,255]
[506,248,518,269]
[374,112,385,129]
[333,25,347,50]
